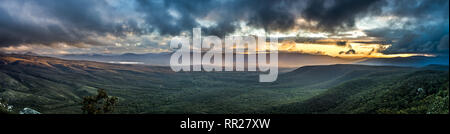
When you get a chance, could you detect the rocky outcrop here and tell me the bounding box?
[19,108,41,114]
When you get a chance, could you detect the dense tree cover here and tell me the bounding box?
[334,71,449,114]
[0,98,13,114]
[81,89,118,114]
[268,70,449,114]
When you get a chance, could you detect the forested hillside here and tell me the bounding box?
[268,70,449,114]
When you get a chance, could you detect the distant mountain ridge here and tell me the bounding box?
[56,52,359,68]
[57,52,172,66]
[358,55,449,67]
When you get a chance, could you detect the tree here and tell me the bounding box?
[0,98,13,114]
[81,89,118,114]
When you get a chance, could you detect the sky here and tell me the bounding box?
[0,0,448,59]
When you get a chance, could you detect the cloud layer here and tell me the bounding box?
[0,0,448,54]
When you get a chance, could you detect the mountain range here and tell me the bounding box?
[55,52,449,68]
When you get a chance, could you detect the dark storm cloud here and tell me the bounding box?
[243,0,300,33]
[388,0,449,19]
[134,0,384,35]
[363,0,449,53]
[135,0,204,36]
[134,0,303,36]
[0,0,138,47]
[365,24,449,54]
[302,0,383,32]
